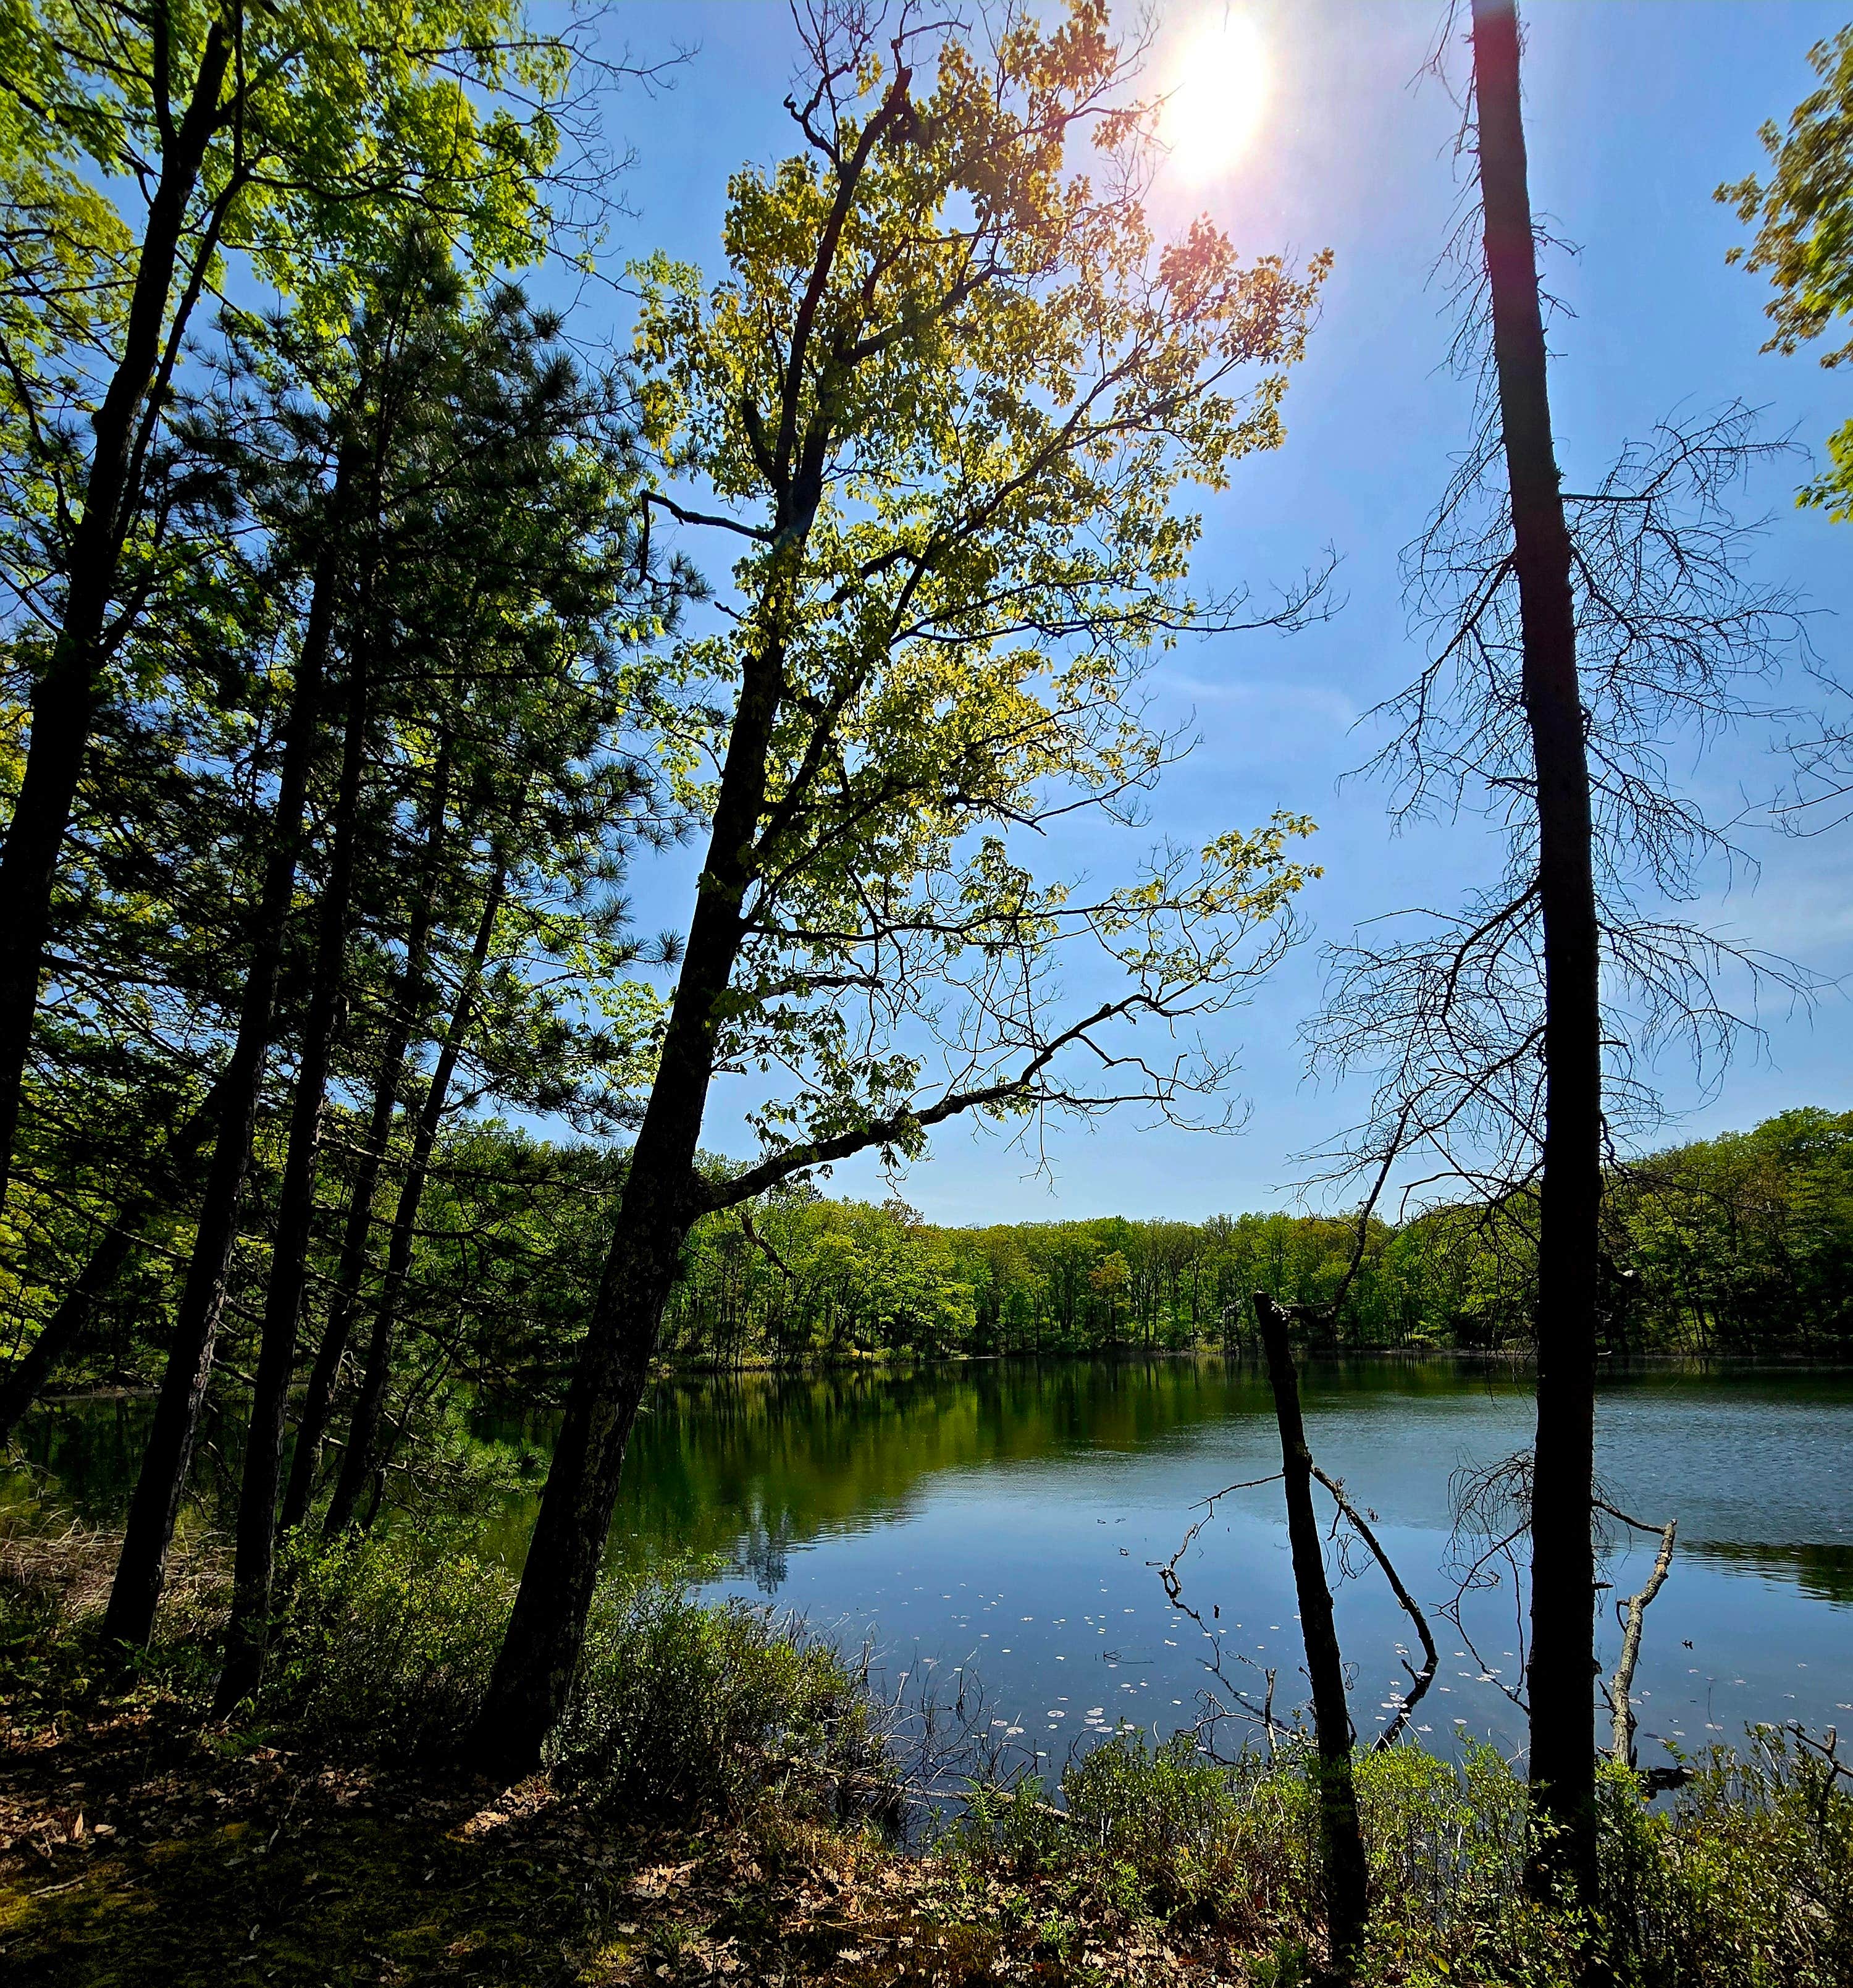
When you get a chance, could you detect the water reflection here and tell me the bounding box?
[11,1357,1851,1759]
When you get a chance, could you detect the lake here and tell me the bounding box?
[12,1358,1852,1772]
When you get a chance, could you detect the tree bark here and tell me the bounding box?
[277,748,452,1533]
[322,855,508,1533]
[1470,0,1604,1900]
[0,1067,230,1446]
[1255,1294,1368,1984]
[0,23,232,1201]
[216,638,372,1710]
[101,510,343,1649]
[471,639,789,1776]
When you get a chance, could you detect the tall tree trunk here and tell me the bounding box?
[472,636,789,1777]
[1255,1294,1368,1982]
[0,25,232,1201]
[277,748,452,1532]
[216,641,372,1710]
[101,516,343,1649]
[1471,0,1603,1898]
[0,1067,230,1445]
[322,854,508,1533]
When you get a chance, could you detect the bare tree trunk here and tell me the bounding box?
[1470,0,1603,1899]
[1255,1293,1368,1982]
[101,516,343,1649]
[0,24,232,1201]
[0,1067,230,1444]
[217,639,372,1710]
[322,857,507,1533]
[277,748,452,1532]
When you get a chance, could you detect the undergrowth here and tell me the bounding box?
[4,1522,1851,1984]
[949,1726,1853,1985]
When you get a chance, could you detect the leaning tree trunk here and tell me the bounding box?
[470,639,790,1777]
[217,639,372,1710]
[277,747,453,1533]
[1255,1294,1369,1982]
[322,854,508,1533]
[101,515,343,1649]
[0,26,232,1203]
[0,1066,230,1445]
[1471,0,1604,1900]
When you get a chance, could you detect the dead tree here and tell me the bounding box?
[1256,1292,1368,1984]
[1301,0,1807,1905]
[1599,1501,1678,1768]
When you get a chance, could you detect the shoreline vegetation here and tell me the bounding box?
[13,1108,1853,1426]
[3,1527,1850,1988]
[22,1342,1853,1412]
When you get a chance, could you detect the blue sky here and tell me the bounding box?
[577,1,1853,1224]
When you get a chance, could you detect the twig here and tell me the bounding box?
[1148,1472,1283,1600]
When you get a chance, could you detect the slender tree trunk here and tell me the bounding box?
[472,638,790,1777]
[0,26,232,1201]
[1255,1294,1368,1984]
[0,1068,230,1445]
[278,748,452,1532]
[1471,0,1604,1900]
[101,517,343,1649]
[322,856,508,1533]
[217,642,372,1709]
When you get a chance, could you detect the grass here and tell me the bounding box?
[2,1523,1851,1985]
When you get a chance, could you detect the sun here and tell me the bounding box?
[1161,9,1269,185]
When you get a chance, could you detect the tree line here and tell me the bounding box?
[16,1100,1846,1429]
[657,1105,1853,1365]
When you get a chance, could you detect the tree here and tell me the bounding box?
[1720,26,1853,520]
[0,0,581,1209]
[1465,0,1602,1895]
[1254,1294,1368,1983]
[209,249,674,1699]
[1300,0,1804,1903]
[470,0,1330,1773]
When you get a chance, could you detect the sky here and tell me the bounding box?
[566,0,1853,1225]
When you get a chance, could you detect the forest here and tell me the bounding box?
[2,2,1852,1984]
[19,1104,1853,1424]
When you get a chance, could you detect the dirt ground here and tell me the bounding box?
[0,1693,1259,1987]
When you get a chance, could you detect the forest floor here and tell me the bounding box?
[0,1691,1265,1987]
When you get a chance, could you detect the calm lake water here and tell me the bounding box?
[12,1358,1852,1771]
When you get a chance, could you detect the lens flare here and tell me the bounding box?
[1162,11,1269,184]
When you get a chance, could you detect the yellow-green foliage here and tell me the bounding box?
[550,1578,885,1819]
[952,1732,1853,1986]
[1721,27,1853,519]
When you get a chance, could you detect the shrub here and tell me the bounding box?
[954,1730,1310,1932]
[949,1729,1853,1985]
[262,1531,514,1759]
[1598,1737,1853,1987]
[548,1577,889,1821]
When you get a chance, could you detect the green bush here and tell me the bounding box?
[259,1536,890,1820]
[1597,1737,1853,1987]
[950,1729,1853,1985]
[548,1577,888,1820]
[263,1532,515,1759]
[955,1730,1309,1932]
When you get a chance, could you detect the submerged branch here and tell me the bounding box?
[1599,1501,1678,1767]
[1311,1463,1441,1750]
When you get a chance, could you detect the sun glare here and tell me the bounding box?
[1162,10,1269,185]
